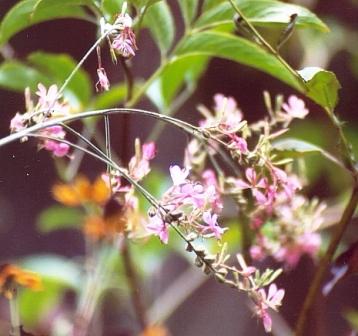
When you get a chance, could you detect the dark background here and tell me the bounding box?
[0,0,357,335]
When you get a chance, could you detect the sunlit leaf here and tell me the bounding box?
[37,205,83,233]
[28,52,92,108]
[0,0,90,46]
[298,67,341,110]
[143,0,175,55]
[147,55,208,110]
[178,0,199,27]
[19,279,65,327]
[0,61,49,91]
[195,0,329,33]
[21,254,83,289]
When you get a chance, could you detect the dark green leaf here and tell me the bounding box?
[0,61,49,91]
[0,0,90,46]
[298,67,341,110]
[175,31,300,90]
[178,0,198,27]
[37,205,83,233]
[28,51,92,107]
[144,0,175,55]
[195,0,329,33]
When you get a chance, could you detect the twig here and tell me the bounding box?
[294,184,358,336]
[121,240,148,330]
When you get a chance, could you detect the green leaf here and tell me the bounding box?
[147,55,208,110]
[195,0,329,33]
[345,310,358,332]
[178,0,198,27]
[19,279,65,327]
[202,0,226,12]
[298,67,341,110]
[272,138,343,168]
[0,0,90,46]
[101,0,123,17]
[0,61,49,91]
[92,83,128,109]
[21,254,83,289]
[28,51,92,108]
[144,0,175,55]
[175,31,300,90]
[37,205,83,233]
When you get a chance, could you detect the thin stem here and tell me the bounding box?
[121,240,148,330]
[227,0,306,92]
[294,184,358,336]
[9,293,20,336]
[120,57,134,104]
[58,32,109,97]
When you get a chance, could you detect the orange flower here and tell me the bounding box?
[83,197,127,240]
[139,325,170,336]
[52,175,110,207]
[0,264,42,299]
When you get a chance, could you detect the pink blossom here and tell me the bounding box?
[96,67,110,91]
[146,215,169,244]
[250,245,265,261]
[128,142,156,181]
[39,126,69,157]
[256,284,285,332]
[201,211,226,239]
[10,113,25,132]
[282,95,309,119]
[236,254,256,277]
[112,27,138,58]
[214,94,243,132]
[43,140,70,157]
[235,168,267,204]
[274,232,321,268]
[36,83,59,109]
[229,135,248,153]
[169,165,189,186]
[142,142,156,160]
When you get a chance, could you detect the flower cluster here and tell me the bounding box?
[101,2,138,59]
[146,165,225,244]
[182,93,325,270]
[10,84,71,157]
[0,264,42,299]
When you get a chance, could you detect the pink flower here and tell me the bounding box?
[214,94,243,131]
[235,168,267,204]
[146,215,169,244]
[96,67,110,91]
[142,142,156,160]
[128,142,156,181]
[282,95,309,119]
[112,27,138,58]
[256,284,285,332]
[201,211,226,239]
[39,126,70,157]
[274,232,321,268]
[236,253,256,277]
[10,113,25,132]
[43,141,70,157]
[36,83,59,109]
[169,165,189,186]
[229,135,248,153]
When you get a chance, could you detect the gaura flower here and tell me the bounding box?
[0,264,42,299]
[146,214,169,244]
[52,175,110,207]
[281,95,309,120]
[200,211,226,239]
